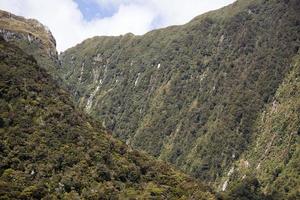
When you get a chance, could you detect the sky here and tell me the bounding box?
[0,0,235,52]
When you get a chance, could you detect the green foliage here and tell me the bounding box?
[224,53,300,199]
[1,0,299,198]
[59,0,300,190]
[223,176,269,200]
[0,39,215,199]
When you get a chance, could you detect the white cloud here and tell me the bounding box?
[0,0,235,51]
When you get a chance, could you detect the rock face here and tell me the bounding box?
[0,38,215,199]
[0,10,60,79]
[59,0,300,190]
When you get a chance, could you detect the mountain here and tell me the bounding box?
[1,0,299,199]
[0,10,60,80]
[223,53,300,199]
[58,0,300,193]
[0,38,215,199]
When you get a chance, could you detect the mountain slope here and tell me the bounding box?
[223,53,300,199]
[59,0,300,187]
[0,39,215,199]
[0,10,60,79]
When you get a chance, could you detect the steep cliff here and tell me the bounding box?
[59,0,300,189]
[223,53,300,199]
[1,0,299,198]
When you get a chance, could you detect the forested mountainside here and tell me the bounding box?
[223,53,300,199]
[59,0,300,191]
[0,39,215,199]
[0,0,299,199]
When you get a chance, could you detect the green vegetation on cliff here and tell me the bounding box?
[223,53,300,200]
[1,0,299,199]
[59,0,300,191]
[0,39,215,199]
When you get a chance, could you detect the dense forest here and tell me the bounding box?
[0,39,215,199]
[59,0,300,196]
[0,0,299,199]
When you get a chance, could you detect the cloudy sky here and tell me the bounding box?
[0,0,235,51]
